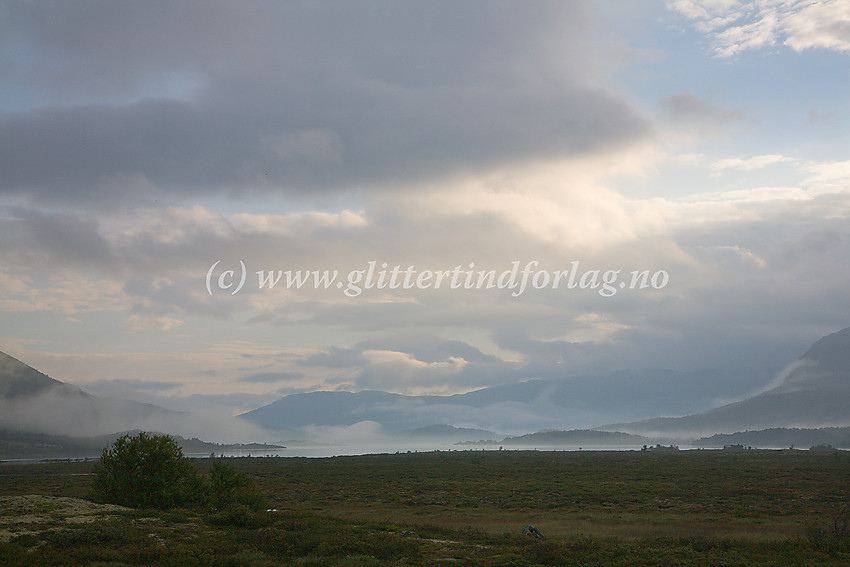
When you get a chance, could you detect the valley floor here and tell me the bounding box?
[2,449,850,565]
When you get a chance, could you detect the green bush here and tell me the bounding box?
[91,432,204,509]
[91,433,267,515]
[207,457,265,512]
[207,504,274,528]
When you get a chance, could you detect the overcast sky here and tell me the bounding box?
[1,0,849,418]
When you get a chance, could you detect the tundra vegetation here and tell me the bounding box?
[1,445,850,566]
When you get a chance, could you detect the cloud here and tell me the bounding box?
[301,347,368,369]
[711,154,795,170]
[12,210,116,270]
[126,314,183,332]
[805,160,850,184]
[781,0,850,52]
[668,0,850,57]
[296,337,522,395]
[659,90,744,134]
[84,379,182,393]
[0,271,128,316]
[238,372,305,384]
[0,1,650,205]
[706,245,768,268]
[684,185,810,204]
[0,386,277,442]
[3,160,849,389]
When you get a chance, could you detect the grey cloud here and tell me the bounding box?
[659,90,744,130]
[238,371,305,384]
[0,101,219,203]
[0,386,276,442]
[301,347,367,369]
[84,379,182,393]
[77,384,286,419]
[0,1,651,203]
[0,82,649,202]
[13,210,116,269]
[2,2,596,98]
[171,392,284,414]
[494,330,589,364]
[122,276,234,320]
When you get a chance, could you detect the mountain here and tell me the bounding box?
[240,368,761,434]
[610,327,850,437]
[0,351,275,444]
[0,350,84,399]
[501,429,651,447]
[0,350,184,437]
[240,390,406,429]
[773,326,850,392]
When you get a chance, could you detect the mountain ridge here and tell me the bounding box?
[0,351,87,400]
[608,326,850,436]
[0,350,276,443]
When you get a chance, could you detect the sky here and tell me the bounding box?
[1,0,849,422]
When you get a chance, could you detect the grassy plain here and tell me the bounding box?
[1,449,849,565]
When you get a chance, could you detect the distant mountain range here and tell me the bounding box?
[501,429,651,447]
[242,326,850,439]
[3,325,850,458]
[239,368,762,434]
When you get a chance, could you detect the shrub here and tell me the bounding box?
[207,504,273,528]
[206,457,265,512]
[91,432,204,509]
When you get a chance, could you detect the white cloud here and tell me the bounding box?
[669,0,850,56]
[686,185,810,203]
[783,0,850,52]
[357,349,469,394]
[805,159,850,184]
[659,90,745,138]
[666,0,748,31]
[711,154,795,170]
